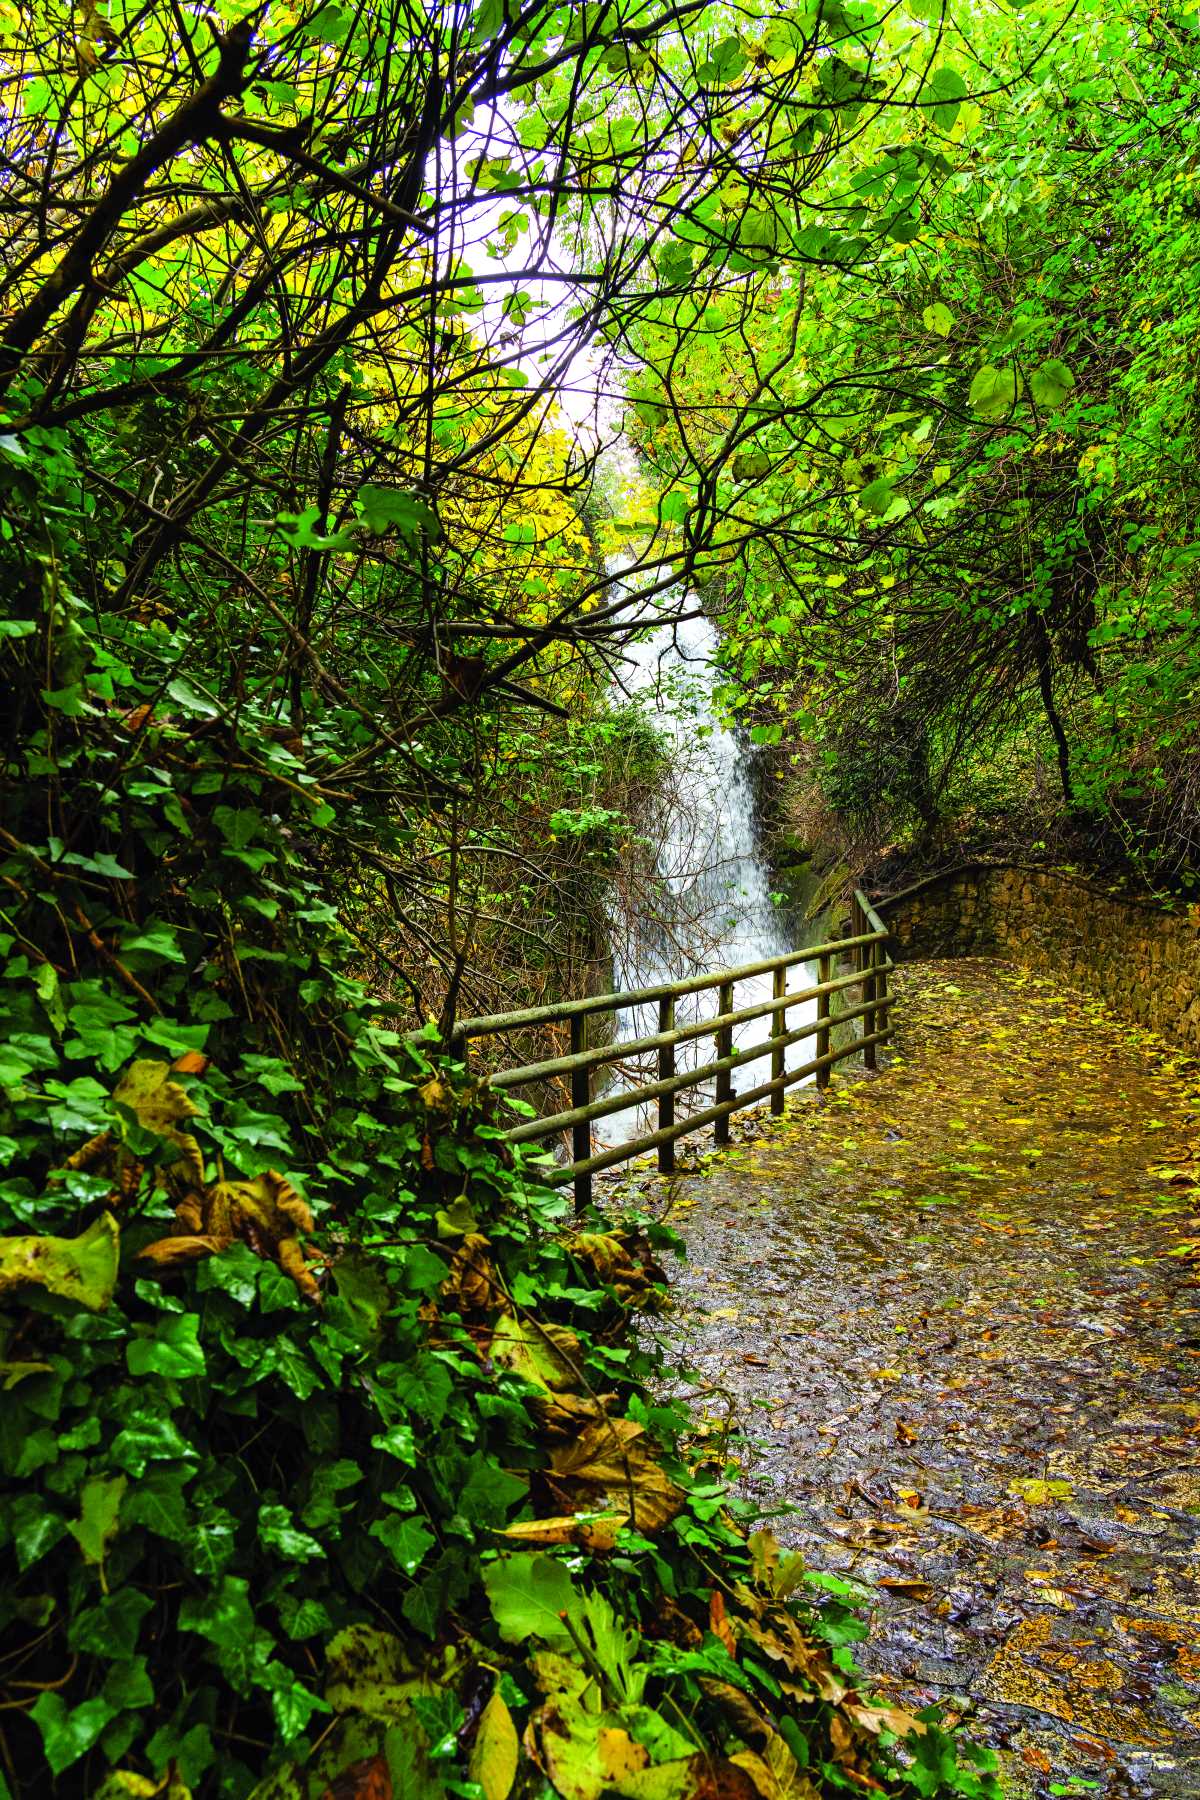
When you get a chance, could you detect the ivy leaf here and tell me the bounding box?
[371,1422,417,1464]
[127,1315,207,1381]
[67,1474,127,1567]
[178,1576,261,1688]
[68,1590,154,1659]
[31,1692,117,1776]
[259,1504,326,1561]
[369,1513,435,1575]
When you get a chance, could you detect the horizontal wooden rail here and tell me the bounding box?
[452,889,893,1209]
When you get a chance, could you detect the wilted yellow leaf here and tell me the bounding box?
[469,1691,519,1800]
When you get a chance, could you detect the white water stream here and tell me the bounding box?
[596,569,816,1149]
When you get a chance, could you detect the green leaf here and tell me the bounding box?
[274,506,357,553]
[301,1459,364,1530]
[370,1512,436,1574]
[371,1422,417,1464]
[259,1504,326,1561]
[127,1314,207,1381]
[0,1213,119,1312]
[921,302,954,337]
[732,452,771,482]
[927,65,967,131]
[357,487,440,539]
[166,674,221,719]
[68,1590,153,1659]
[1030,358,1076,409]
[178,1576,261,1688]
[859,476,895,515]
[483,1552,575,1648]
[301,2,350,41]
[968,364,1021,419]
[103,1654,154,1710]
[66,1475,126,1566]
[31,1692,117,1776]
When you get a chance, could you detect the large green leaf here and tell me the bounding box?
[968,364,1021,419]
[1030,358,1076,409]
[928,65,967,131]
[483,1552,575,1647]
[0,1213,119,1312]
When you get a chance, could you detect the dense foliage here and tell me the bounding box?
[0,0,1029,1795]
[0,631,1000,1800]
[622,2,1200,887]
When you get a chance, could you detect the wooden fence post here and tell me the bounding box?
[714,979,733,1145]
[657,994,675,1173]
[571,1013,591,1212]
[816,952,831,1089]
[771,964,786,1115]
[863,941,878,1072]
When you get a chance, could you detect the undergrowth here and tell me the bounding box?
[0,432,998,1800]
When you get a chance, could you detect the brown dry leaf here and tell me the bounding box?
[531,1390,610,1440]
[443,1233,499,1314]
[318,1753,392,1799]
[137,1165,319,1298]
[741,1614,834,1698]
[747,1529,806,1602]
[877,1577,933,1600]
[731,1732,819,1800]
[698,1678,770,1747]
[842,1696,924,1740]
[709,1589,737,1656]
[565,1230,661,1304]
[500,1512,628,1552]
[137,1233,227,1269]
[548,1417,685,1531]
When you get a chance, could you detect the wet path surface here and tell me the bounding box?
[629,961,1200,1797]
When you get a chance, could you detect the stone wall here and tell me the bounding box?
[877,863,1200,1053]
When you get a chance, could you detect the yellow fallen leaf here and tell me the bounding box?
[470,1691,519,1800]
[1008,1477,1073,1506]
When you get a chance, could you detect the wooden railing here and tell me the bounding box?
[452,890,892,1208]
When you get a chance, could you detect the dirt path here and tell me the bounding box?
[628,960,1200,1798]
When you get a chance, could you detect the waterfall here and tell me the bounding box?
[597,565,816,1149]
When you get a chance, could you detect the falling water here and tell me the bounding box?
[597,565,816,1148]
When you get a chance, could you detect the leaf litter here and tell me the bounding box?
[621,959,1200,1800]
